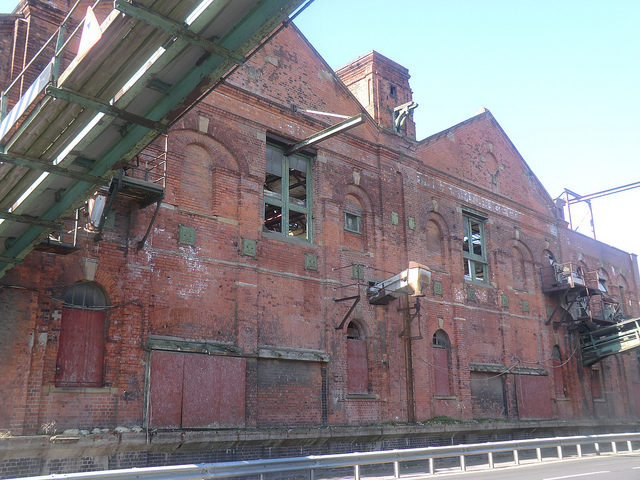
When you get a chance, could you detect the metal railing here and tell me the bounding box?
[9,432,640,480]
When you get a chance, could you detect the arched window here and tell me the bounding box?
[551,346,566,398]
[432,329,451,396]
[55,282,107,387]
[511,246,525,289]
[346,321,368,393]
[426,220,444,265]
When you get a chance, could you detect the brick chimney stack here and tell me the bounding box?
[336,51,416,139]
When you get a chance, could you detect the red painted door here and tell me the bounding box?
[347,338,368,393]
[56,307,105,387]
[433,347,450,396]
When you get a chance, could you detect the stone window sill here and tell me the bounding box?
[43,386,118,394]
[345,393,379,400]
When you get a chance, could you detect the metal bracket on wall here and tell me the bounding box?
[334,295,360,331]
[137,198,163,250]
[398,297,423,340]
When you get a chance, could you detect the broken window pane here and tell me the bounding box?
[288,155,307,207]
[474,261,485,280]
[264,203,282,233]
[462,213,488,282]
[263,143,312,241]
[264,146,283,199]
[288,210,307,238]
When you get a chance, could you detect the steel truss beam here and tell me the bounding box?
[0,152,105,184]
[285,114,365,156]
[114,0,245,65]
[45,86,167,133]
[0,211,61,228]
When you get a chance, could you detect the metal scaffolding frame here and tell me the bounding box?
[0,0,307,278]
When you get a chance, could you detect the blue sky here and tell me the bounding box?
[1,0,638,256]
[294,0,640,257]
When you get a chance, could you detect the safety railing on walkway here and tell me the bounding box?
[9,432,640,480]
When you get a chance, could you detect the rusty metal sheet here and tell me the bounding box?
[149,350,184,428]
[55,307,105,387]
[515,374,553,419]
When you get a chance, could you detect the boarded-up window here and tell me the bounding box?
[511,246,525,289]
[149,351,246,428]
[347,321,368,393]
[180,144,213,213]
[257,359,322,427]
[432,330,451,396]
[515,375,552,419]
[55,283,107,387]
[552,346,566,398]
[426,220,443,265]
[470,372,505,419]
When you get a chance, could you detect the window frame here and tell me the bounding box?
[462,212,488,283]
[263,143,313,241]
[344,211,362,234]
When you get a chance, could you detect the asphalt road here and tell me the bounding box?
[430,453,640,479]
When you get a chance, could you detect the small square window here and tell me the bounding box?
[345,212,361,233]
[433,280,442,296]
[522,300,530,313]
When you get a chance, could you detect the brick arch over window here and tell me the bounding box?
[341,185,374,253]
[424,211,450,267]
[505,239,532,289]
[55,282,108,388]
[173,130,243,218]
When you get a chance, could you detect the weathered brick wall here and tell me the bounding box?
[0,5,638,445]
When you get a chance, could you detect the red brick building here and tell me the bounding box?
[1,0,640,474]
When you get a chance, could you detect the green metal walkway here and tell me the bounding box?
[0,0,306,278]
[580,317,640,366]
